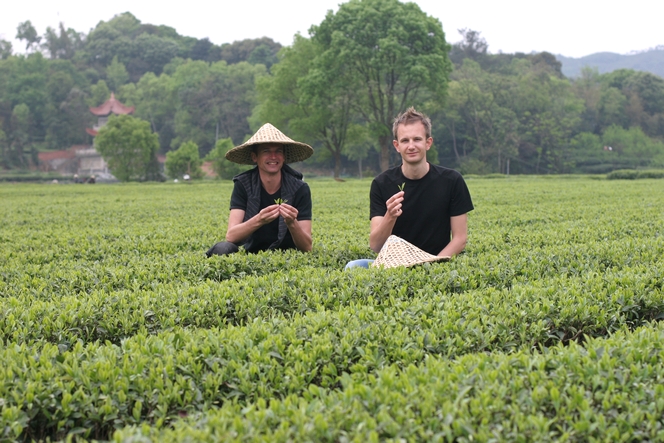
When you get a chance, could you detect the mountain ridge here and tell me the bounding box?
[556,47,664,78]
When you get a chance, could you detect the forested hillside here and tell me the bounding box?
[1,7,663,177]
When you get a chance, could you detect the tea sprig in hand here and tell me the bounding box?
[398,182,405,192]
[274,198,288,205]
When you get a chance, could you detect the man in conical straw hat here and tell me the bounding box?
[346,107,474,269]
[206,123,314,257]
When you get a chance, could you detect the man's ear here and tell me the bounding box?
[392,139,399,151]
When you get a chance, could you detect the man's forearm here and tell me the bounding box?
[439,235,467,257]
[369,216,397,253]
[225,215,262,244]
[287,219,312,252]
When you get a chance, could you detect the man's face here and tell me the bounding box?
[393,122,432,165]
[251,144,285,174]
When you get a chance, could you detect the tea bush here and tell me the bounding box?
[0,177,662,442]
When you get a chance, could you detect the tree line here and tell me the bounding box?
[1,0,663,179]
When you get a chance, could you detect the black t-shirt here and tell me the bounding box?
[230,181,312,253]
[370,164,474,255]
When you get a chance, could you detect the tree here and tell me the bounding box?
[602,125,663,168]
[0,40,12,59]
[42,23,83,59]
[120,71,176,151]
[437,59,519,173]
[16,21,41,52]
[9,103,33,168]
[256,35,362,178]
[165,140,203,179]
[88,80,110,107]
[449,28,488,67]
[311,0,452,171]
[170,60,266,155]
[95,114,160,181]
[106,56,129,91]
[205,138,251,179]
[218,38,281,65]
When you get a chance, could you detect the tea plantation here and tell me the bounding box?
[1,176,663,442]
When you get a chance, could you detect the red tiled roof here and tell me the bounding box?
[38,145,93,162]
[38,150,75,161]
[89,92,135,116]
[86,128,98,136]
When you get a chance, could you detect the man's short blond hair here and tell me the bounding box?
[392,107,432,140]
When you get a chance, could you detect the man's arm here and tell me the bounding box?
[369,190,404,252]
[225,206,280,244]
[278,204,312,252]
[439,213,468,257]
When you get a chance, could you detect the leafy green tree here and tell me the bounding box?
[0,40,12,59]
[165,141,203,179]
[106,56,129,91]
[120,71,176,151]
[88,80,110,107]
[602,125,663,168]
[1,54,49,140]
[130,33,179,77]
[257,35,362,178]
[42,23,83,59]
[9,103,33,168]
[189,38,214,61]
[16,21,41,52]
[310,0,452,171]
[0,129,8,169]
[572,67,603,133]
[437,59,518,173]
[95,114,160,181]
[449,28,488,67]
[219,38,281,65]
[171,60,266,155]
[205,138,251,179]
[598,86,628,130]
[508,59,583,173]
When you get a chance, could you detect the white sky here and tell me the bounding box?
[1,0,661,59]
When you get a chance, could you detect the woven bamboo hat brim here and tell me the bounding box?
[372,235,450,269]
[225,123,314,165]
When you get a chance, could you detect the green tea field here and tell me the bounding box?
[1,176,663,442]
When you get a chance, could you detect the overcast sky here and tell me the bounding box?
[1,0,661,59]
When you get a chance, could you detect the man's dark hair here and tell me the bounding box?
[392,107,432,139]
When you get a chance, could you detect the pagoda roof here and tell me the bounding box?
[89,93,135,116]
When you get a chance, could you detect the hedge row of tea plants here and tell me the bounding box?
[606,169,664,180]
[111,322,664,442]
[1,177,662,441]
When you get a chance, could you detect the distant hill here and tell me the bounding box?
[556,47,664,78]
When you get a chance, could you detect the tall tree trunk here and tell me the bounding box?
[334,150,341,179]
[379,134,391,172]
[451,121,460,161]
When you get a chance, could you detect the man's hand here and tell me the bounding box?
[278,203,299,226]
[385,190,404,220]
[257,204,281,225]
[369,190,405,252]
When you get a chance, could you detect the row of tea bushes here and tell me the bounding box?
[111,323,664,442]
[1,178,663,441]
[606,169,664,180]
[1,272,662,440]
[1,259,662,346]
[3,321,662,441]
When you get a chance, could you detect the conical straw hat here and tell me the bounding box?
[372,235,450,269]
[225,123,314,165]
